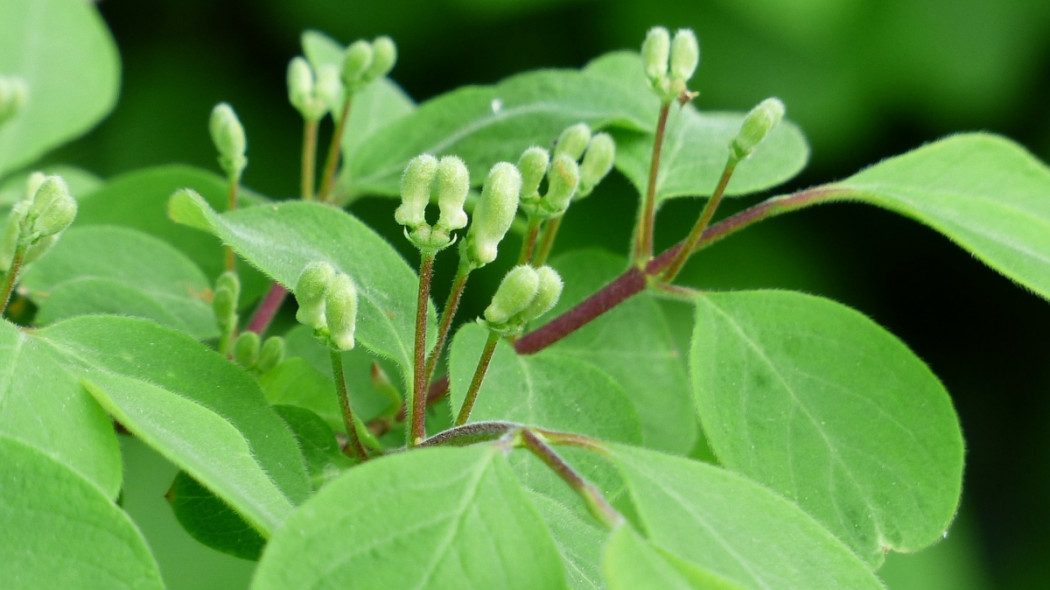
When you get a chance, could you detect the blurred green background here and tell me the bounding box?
[45,0,1050,587]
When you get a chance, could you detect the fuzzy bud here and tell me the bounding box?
[669,29,700,83]
[256,336,286,373]
[0,76,28,125]
[315,64,344,115]
[364,36,397,83]
[395,154,438,229]
[209,103,247,179]
[554,123,592,161]
[578,132,616,198]
[295,261,336,329]
[484,265,540,326]
[213,288,237,332]
[543,153,580,214]
[642,27,671,84]
[25,176,76,239]
[325,273,358,351]
[287,57,328,121]
[519,265,562,323]
[464,162,522,268]
[342,40,374,90]
[234,331,261,368]
[435,155,469,232]
[731,97,785,162]
[516,147,550,200]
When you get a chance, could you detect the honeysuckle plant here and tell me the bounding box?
[2,2,1050,589]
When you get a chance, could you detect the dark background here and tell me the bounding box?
[51,1,1050,587]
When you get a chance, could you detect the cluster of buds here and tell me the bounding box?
[287,57,342,122]
[294,261,359,352]
[209,103,247,181]
[395,154,471,254]
[642,27,700,104]
[341,36,397,94]
[518,123,616,220]
[1,174,77,273]
[730,97,786,163]
[553,123,616,200]
[482,265,563,336]
[0,75,28,126]
[233,331,286,374]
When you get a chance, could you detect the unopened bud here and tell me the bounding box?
[0,76,28,125]
[543,153,580,214]
[295,261,336,329]
[24,172,46,199]
[642,27,670,84]
[26,176,76,239]
[731,97,785,162]
[435,156,469,232]
[669,29,699,82]
[234,331,261,368]
[517,147,550,199]
[256,336,286,373]
[578,132,616,198]
[287,58,314,111]
[342,40,374,90]
[464,162,522,268]
[364,36,397,83]
[484,265,540,326]
[325,273,358,351]
[519,265,562,323]
[213,287,238,331]
[209,103,247,179]
[554,123,591,161]
[395,154,438,229]
[315,64,344,115]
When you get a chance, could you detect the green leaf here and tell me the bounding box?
[583,52,809,201]
[76,165,269,297]
[169,191,434,375]
[603,525,747,590]
[526,490,609,590]
[0,436,164,590]
[610,444,886,589]
[34,315,311,535]
[20,226,217,337]
[827,133,1050,301]
[273,404,354,491]
[449,322,642,444]
[691,290,964,565]
[0,320,121,498]
[341,60,654,198]
[167,470,266,561]
[0,0,119,177]
[547,250,696,454]
[252,446,570,589]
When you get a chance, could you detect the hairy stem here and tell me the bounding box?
[518,217,543,265]
[634,102,671,265]
[520,429,623,530]
[301,118,319,201]
[318,97,353,203]
[330,350,369,461]
[533,215,562,267]
[660,156,737,283]
[409,254,435,447]
[418,421,520,448]
[455,331,500,426]
[423,268,470,388]
[0,245,26,317]
[245,284,288,335]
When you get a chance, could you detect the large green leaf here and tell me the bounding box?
[0,436,163,590]
[584,52,809,201]
[34,315,311,535]
[252,446,569,589]
[20,226,216,338]
[825,133,1050,301]
[341,60,654,198]
[691,290,964,565]
[547,250,696,453]
[0,0,119,177]
[611,444,885,589]
[169,191,434,375]
[449,323,642,444]
[0,320,121,497]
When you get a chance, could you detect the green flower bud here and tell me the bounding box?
[256,336,286,373]
[435,155,469,232]
[518,265,562,323]
[215,270,241,305]
[25,176,76,239]
[213,286,238,331]
[364,36,397,82]
[516,147,550,200]
[342,40,374,90]
[0,76,28,125]
[642,27,670,84]
[287,57,314,110]
[484,265,540,326]
[24,172,46,199]
[731,97,786,162]
[543,153,580,214]
[669,29,700,83]
[234,331,261,368]
[464,162,522,268]
[554,123,591,161]
[295,261,336,330]
[578,132,616,198]
[325,273,358,351]
[315,64,344,115]
[395,154,438,229]
[209,103,247,179]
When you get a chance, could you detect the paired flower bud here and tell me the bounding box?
[233,333,285,373]
[209,103,247,180]
[294,261,359,351]
[1,174,78,272]
[0,75,28,126]
[642,27,699,103]
[518,142,581,220]
[462,162,522,269]
[213,271,241,332]
[395,154,471,253]
[730,97,785,163]
[482,265,563,335]
[577,132,616,198]
[287,57,330,121]
[342,36,397,93]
